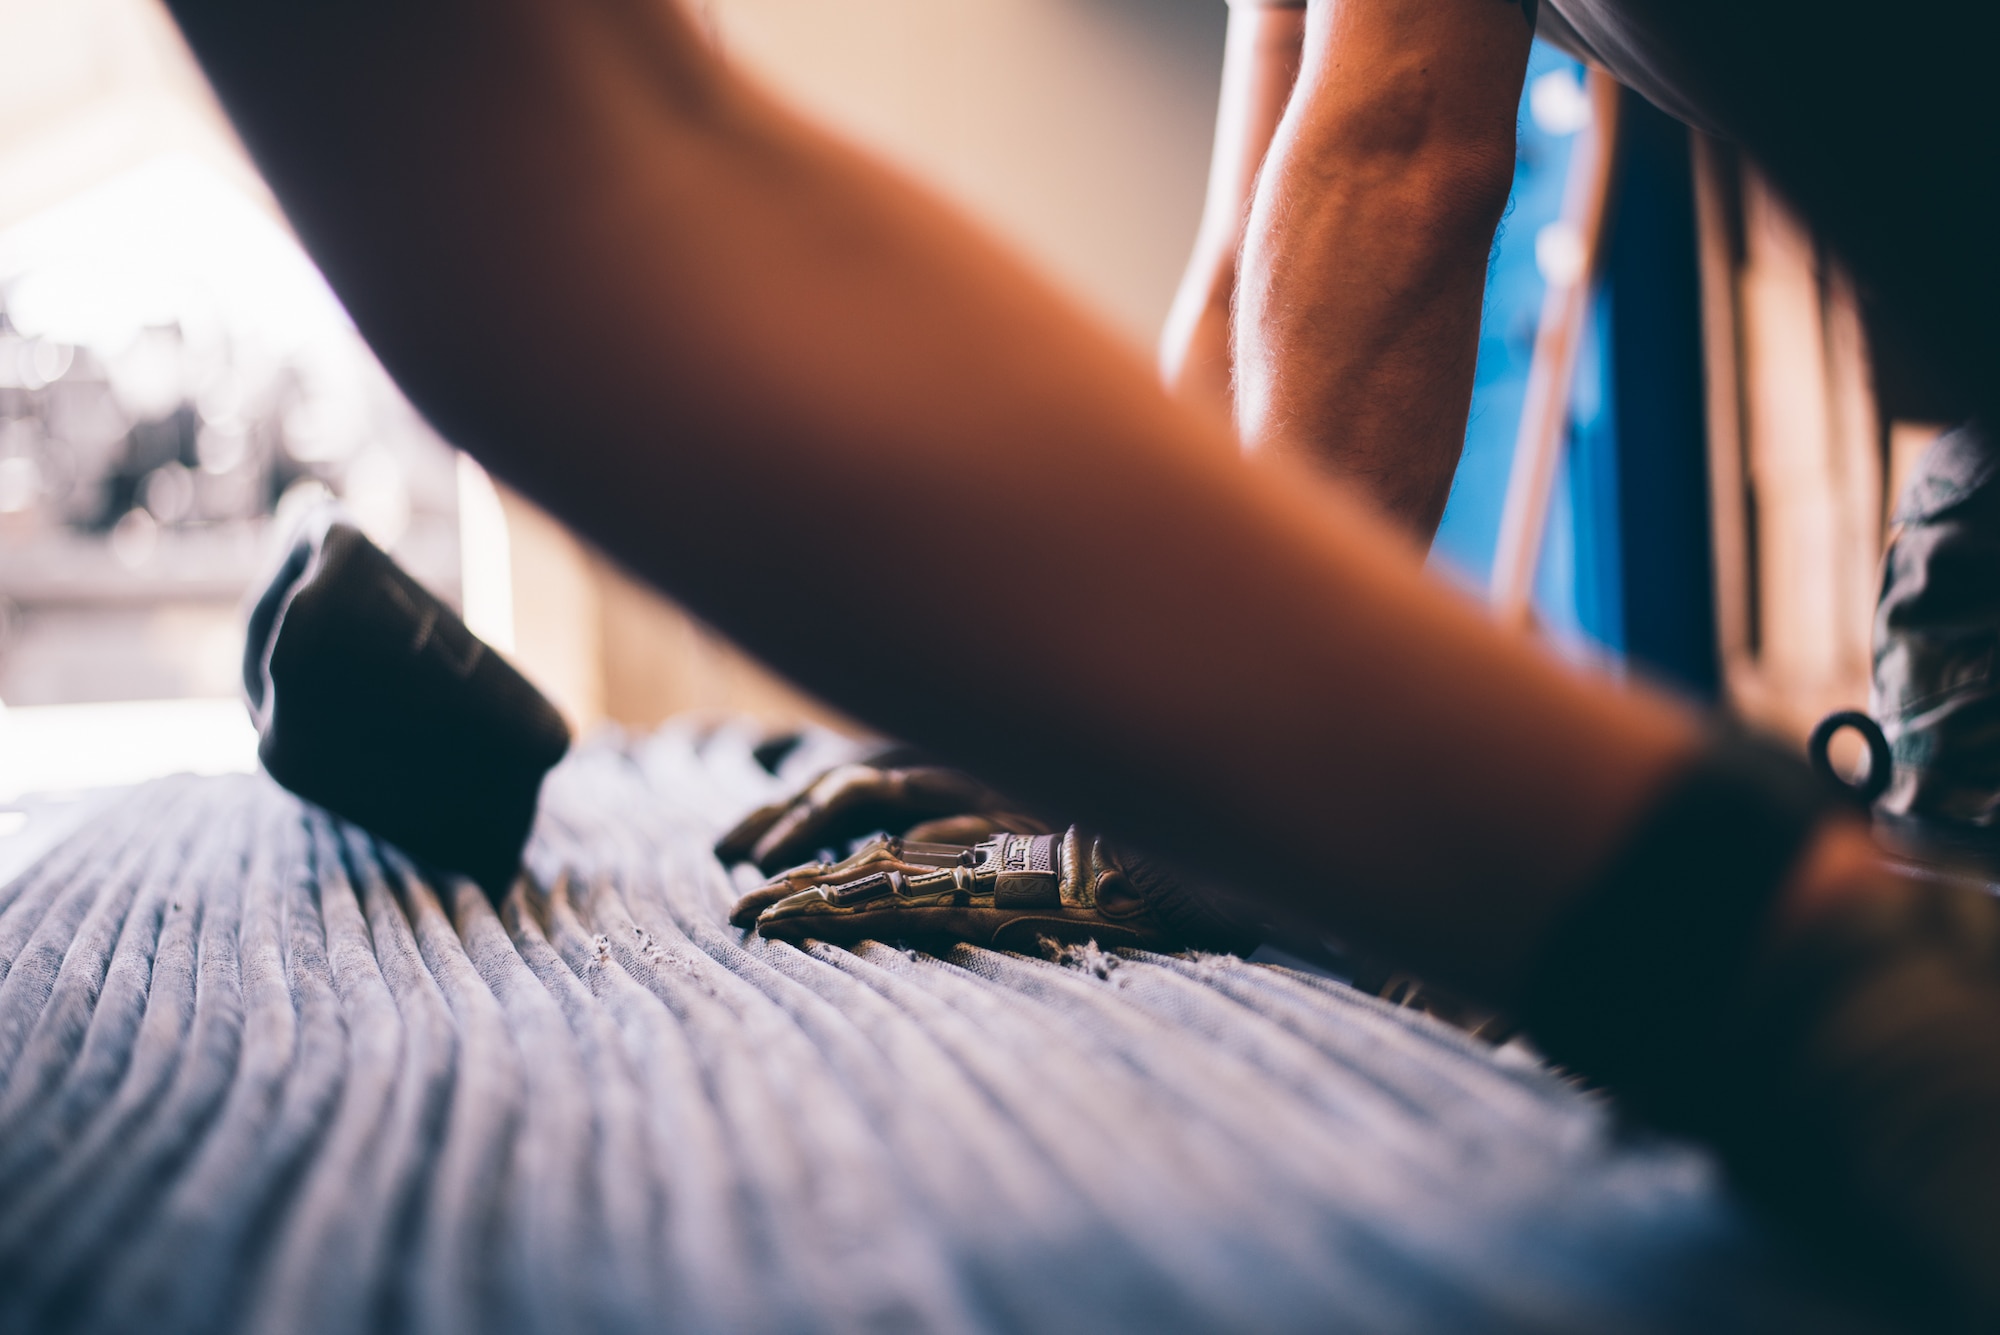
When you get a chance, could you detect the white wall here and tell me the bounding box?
[705,0,1225,345]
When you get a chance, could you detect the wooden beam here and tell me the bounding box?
[1489,70,1624,631]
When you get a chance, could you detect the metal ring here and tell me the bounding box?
[1806,710,1894,807]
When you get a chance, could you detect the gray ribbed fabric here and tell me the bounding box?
[0,721,1909,1333]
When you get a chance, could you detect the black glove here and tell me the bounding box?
[244,510,570,898]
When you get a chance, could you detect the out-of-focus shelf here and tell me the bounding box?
[0,522,463,607]
[0,524,266,605]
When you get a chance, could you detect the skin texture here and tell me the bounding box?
[1151,0,1906,945]
[160,0,1812,1007]
[1158,2,1306,419]
[1233,0,1532,535]
[1163,1,1906,936]
[1163,0,1529,542]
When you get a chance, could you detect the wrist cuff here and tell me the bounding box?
[1118,847,1265,954]
[1519,728,1834,1134]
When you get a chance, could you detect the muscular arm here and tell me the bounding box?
[162,0,1691,1000]
[1158,0,1305,418]
[1236,0,1533,536]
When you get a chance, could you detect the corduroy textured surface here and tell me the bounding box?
[0,721,1908,1334]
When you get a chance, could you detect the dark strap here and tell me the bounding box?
[1519,728,1835,1136]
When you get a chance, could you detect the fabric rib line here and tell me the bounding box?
[0,720,1907,1333]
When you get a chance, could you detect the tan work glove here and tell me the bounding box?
[736,826,1250,954]
[717,754,1259,953]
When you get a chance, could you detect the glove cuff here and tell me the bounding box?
[1517,727,1835,1135]
[1116,847,1265,955]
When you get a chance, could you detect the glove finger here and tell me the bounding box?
[718,759,925,867]
[730,882,794,928]
[729,836,974,929]
[714,797,792,865]
[749,765,1015,872]
[746,765,905,871]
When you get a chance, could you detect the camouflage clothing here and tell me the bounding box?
[1873,426,2000,858]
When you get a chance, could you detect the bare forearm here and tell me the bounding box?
[164,0,1691,1000]
[1236,0,1531,537]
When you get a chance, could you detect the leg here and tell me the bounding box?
[1158,0,1305,420]
[1233,0,1533,536]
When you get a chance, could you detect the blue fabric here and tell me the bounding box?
[0,722,1910,1333]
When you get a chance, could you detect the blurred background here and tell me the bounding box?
[0,0,1934,800]
[0,0,1242,800]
